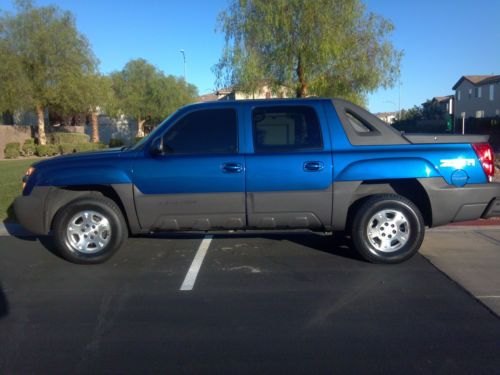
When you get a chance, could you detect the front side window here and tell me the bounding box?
[252,106,322,153]
[163,109,237,154]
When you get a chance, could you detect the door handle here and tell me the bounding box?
[303,161,324,172]
[222,162,244,173]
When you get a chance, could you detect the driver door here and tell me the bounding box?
[132,107,246,231]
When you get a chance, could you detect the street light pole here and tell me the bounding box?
[180,49,186,82]
[398,80,401,120]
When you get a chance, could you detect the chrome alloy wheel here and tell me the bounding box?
[366,209,410,253]
[65,210,111,253]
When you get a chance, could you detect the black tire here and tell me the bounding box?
[351,194,425,264]
[52,195,127,264]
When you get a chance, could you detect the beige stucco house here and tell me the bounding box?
[453,75,500,119]
[197,85,293,102]
[375,112,398,124]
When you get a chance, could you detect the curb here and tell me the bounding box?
[429,225,500,232]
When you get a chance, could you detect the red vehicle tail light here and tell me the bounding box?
[472,143,495,182]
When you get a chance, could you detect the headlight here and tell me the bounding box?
[22,167,35,190]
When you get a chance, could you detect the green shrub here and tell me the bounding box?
[50,132,89,145]
[59,143,76,155]
[4,142,21,159]
[95,142,107,150]
[36,144,59,157]
[74,143,94,153]
[22,139,36,156]
[109,138,125,148]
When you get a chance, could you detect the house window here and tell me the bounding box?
[496,109,500,116]
[475,87,482,98]
[491,85,495,101]
[475,110,484,118]
[457,90,461,101]
[468,88,472,99]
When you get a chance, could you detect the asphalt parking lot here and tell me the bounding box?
[0,229,499,374]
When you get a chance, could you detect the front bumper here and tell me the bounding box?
[419,178,500,227]
[13,187,52,235]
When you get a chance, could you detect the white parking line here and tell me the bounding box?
[179,235,213,291]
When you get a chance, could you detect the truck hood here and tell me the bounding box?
[33,148,127,169]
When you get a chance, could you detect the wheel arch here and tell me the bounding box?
[45,184,141,235]
[334,178,432,232]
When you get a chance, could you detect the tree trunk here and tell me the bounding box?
[136,118,146,138]
[36,104,47,145]
[91,110,99,143]
[296,56,308,98]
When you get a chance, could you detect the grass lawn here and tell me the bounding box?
[0,159,38,222]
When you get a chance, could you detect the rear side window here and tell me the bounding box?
[163,108,237,154]
[345,111,373,133]
[252,106,322,153]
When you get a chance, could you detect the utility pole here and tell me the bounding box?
[180,49,186,83]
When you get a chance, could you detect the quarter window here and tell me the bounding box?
[252,106,322,152]
[163,109,237,154]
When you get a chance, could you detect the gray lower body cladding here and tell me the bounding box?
[13,186,52,235]
[134,188,247,231]
[418,178,500,226]
[13,184,138,236]
[134,186,333,231]
[14,179,500,236]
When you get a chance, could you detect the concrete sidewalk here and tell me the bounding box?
[423,227,500,316]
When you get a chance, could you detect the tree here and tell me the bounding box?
[111,59,198,137]
[214,0,402,105]
[398,99,446,122]
[0,0,96,144]
[421,99,446,120]
[77,73,116,143]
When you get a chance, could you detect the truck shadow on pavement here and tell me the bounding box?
[10,231,362,263]
[0,283,8,319]
[151,231,362,262]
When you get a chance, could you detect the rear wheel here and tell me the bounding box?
[53,195,127,264]
[351,194,425,264]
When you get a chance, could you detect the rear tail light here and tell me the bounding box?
[472,143,495,182]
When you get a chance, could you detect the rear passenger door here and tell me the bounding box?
[245,104,333,229]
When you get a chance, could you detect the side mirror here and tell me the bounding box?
[150,137,164,156]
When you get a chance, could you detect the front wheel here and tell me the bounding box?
[52,195,127,264]
[351,194,425,264]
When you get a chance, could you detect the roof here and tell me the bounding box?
[196,93,219,102]
[432,95,454,103]
[452,75,500,90]
[375,111,398,117]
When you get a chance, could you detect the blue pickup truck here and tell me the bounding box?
[14,98,500,264]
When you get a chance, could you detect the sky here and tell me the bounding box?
[1,0,499,113]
